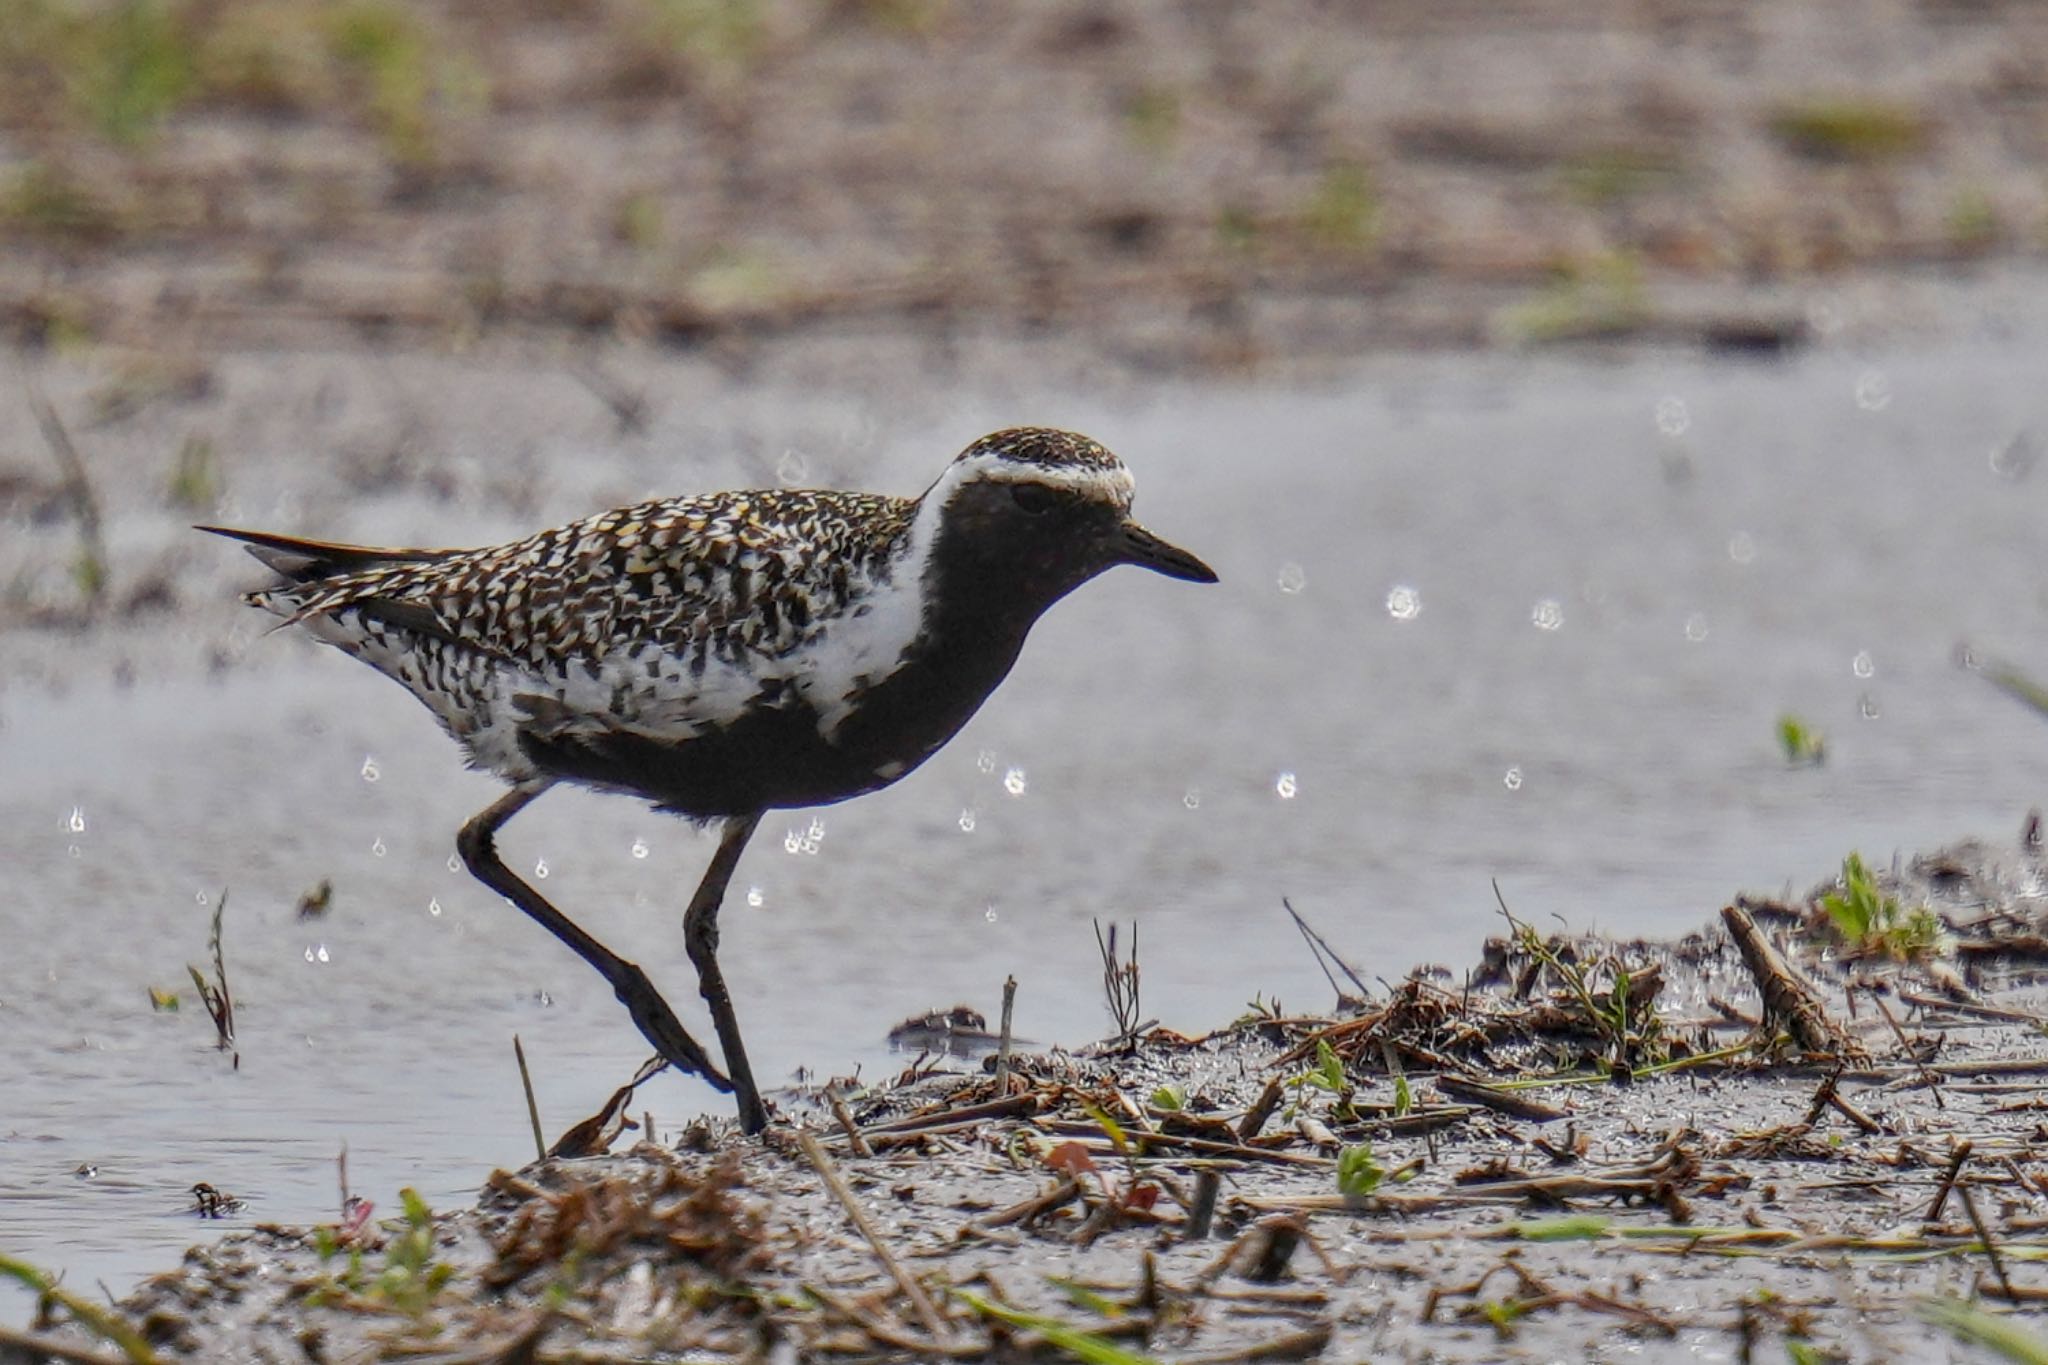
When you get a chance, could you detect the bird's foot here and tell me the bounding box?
[612,965,731,1092]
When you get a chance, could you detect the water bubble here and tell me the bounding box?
[1504,767,1524,791]
[746,886,764,908]
[447,855,461,874]
[631,838,649,860]
[1860,694,1881,720]
[428,898,442,916]
[534,858,549,880]
[1275,771,1298,800]
[1990,433,2037,482]
[196,890,209,905]
[1276,562,1307,595]
[975,748,997,774]
[1654,396,1690,436]
[66,806,85,834]
[1684,612,1709,642]
[304,944,330,964]
[1727,532,1757,564]
[1183,788,1201,810]
[1854,370,1892,411]
[360,756,380,783]
[1851,650,1875,679]
[67,844,81,858]
[1531,599,1564,631]
[1003,767,1027,797]
[958,808,977,833]
[775,449,811,486]
[984,904,999,923]
[1385,585,1421,621]
[371,836,386,858]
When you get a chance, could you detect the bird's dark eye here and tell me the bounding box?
[1011,484,1059,516]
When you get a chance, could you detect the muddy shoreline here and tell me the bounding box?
[7,2,2048,370]
[12,835,2048,1362]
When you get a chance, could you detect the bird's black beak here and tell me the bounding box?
[1114,519,1218,584]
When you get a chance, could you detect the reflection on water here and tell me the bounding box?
[8,326,2048,1297]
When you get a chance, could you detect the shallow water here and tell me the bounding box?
[7,314,2048,1296]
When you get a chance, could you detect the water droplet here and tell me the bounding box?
[958,808,977,833]
[1654,396,1690,436]
[1504,767,1524,791]
[1860,693,1881,720]
[984,904,999,923]
[1727,531,1757,564]
[428,898,442,916]
[746,886,764,908]
[370,836,386,858]
[631,838,649,860]
[1854,370,1892,411]
[360,756,380,783]
[975,748,997,774]
[534,858,549,880]
[1003,767,1027,797]
[1530,599,1564,631]
[534,989,552,1007]
[304,944,330,964]
[195,890,209,905]
[66,806,85,834]
[447,855,461,874]
[775,448,810,486]
[1276,562,1307,595]
[1275,771,1298,800]
[1385,585,1421,621]
[1182,788,1201,810]
[67,844,81,858]
[1851,650,1875,679]
[1684,612,1709,642]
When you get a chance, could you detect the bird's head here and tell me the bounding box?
[918,428,1216,599]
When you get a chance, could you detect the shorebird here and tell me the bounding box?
[205,427,1215,1133]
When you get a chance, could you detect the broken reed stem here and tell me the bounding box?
[995,975,1017,1092]
[513,1035,546,1164]
[798,1130,949,1342]
[1868,988,1946,1109]
[828,1088,873,1158]
[1187,1168,1222,1240]
[1959,1184,2017,1303]
[1928,1141,1973,1223]
[28,389,107,611]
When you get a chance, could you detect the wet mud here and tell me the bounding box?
[14,836,2048,1362]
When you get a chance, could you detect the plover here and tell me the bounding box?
[206,427,1215,1132]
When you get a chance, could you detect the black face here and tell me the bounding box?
[935,477,1218,613]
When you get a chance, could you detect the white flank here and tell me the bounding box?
[796,525,936,739]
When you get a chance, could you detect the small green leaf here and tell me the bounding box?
[1391,1073,1412,1117]
[954,1289,1161,1365]
[1149,1084,1185,1112]
[1079,1102,1128,1156]
[1336,1143,1384,1197]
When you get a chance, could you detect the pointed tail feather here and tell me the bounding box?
[197,526,452,583]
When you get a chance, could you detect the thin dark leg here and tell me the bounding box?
[457,785,729,1091]
[684,812,767,1133]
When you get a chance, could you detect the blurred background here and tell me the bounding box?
[7,0,2048,1298]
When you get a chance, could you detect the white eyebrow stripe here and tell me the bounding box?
[950,452,1136,499]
